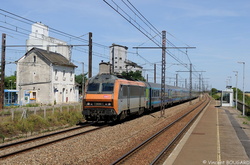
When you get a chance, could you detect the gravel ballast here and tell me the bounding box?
[1,99,200,165]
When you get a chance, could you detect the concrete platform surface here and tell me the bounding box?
[164,99,250,165]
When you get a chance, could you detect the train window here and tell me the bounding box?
[141,87,146,96]
[168,90,172,98]
[152,90,159,97]
[123,85,128,96]
[102,83,114,92]
[130,86,140,97]
[87,83,100,92]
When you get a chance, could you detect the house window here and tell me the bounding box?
[32,92,36,99]
[119,57,122,60]
[63,70,65,76]
[33,56,36,63]
[55,69,57,75]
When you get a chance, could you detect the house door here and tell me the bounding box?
[62,88,65,102]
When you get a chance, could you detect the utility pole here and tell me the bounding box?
[82,62,85,110]
[238,62,245,116]
[177,64,205,105]
[233,71,238,110]
[133,32,195,116]
[160,30,166,116]
[185,78,187,88]
[189,63,192,104]
[199,74,202,100]
[176,73,178,87]
[199,74,201,93]
[88,32,92,78]
[154,63,156,83]
[0,33,6,110]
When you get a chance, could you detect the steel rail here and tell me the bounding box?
[0,122,92,149]
[0,123,108,159]
[111,96,209,165]
[150,96,210,164]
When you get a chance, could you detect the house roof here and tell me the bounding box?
[18,47,77,68]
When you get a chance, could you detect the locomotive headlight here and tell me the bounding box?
[86,102,93,106]
[104,102,112,106]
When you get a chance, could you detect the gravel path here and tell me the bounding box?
[0,99,200,165]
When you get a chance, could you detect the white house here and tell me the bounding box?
[16,47,78,105]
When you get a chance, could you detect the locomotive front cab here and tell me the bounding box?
[83,74,118,122]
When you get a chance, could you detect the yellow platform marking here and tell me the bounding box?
[217,107,221,162]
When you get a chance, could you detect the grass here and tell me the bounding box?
[243,121,248,125]
[0,109,83,143]
[244,115,250,121]
[239,115,250,125]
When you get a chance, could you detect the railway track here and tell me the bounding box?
[0,122,108,159]
[111,95,210,165]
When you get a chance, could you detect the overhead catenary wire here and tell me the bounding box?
[103,0,162,47]
[102,0,194,70]
[0,5,199,82]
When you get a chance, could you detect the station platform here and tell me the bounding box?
[164,99,250,165]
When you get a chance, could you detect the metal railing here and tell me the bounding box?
[234,100,250,116]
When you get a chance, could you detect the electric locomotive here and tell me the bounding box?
[83,73,147,122]
[83,74,198,122]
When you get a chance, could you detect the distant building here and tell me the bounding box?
[109,44,142,74]
[16,47,78,105]
[26,22,71,60]
[221,87,234,107]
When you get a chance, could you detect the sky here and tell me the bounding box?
[1,0,250,91]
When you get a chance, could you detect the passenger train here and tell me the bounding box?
[82,73,198,122]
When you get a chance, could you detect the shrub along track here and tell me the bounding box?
[0,122,108,159]
[111,95,210,165]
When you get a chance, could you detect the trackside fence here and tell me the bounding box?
[235,100,250,116]
[0,103,82,121]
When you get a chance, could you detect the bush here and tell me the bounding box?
[0,121,19,138]
[212,94,220,100]
[23,103,40,107]
[16,120,34,135]
[0,108,83,142]
[27,114,49,132]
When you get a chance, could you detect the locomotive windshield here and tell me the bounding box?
[87,83,114,93]
[87,83,100,92]
[102,83,114,92]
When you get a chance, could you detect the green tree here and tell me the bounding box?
[211,88,218,95]
[4,73,16,89]
[232,87,250,106]
[210,88,220,100]
[75,73,88,94]
[121,70,146,81]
